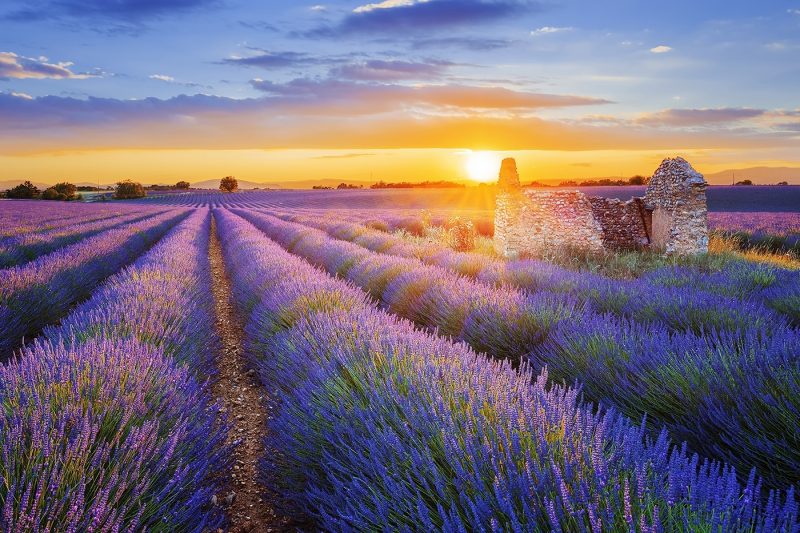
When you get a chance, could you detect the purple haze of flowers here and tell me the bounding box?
[213,207,798,531]
[0,207,163,268]
[0,209,229,530]
[230,208,800,491]
[709,212,800,236]
[274,211,798,332]
[0,209,189,357]
[0,201,143,239]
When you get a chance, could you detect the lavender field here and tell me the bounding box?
[1,193,799,532]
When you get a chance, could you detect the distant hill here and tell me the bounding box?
[704,167,800,185]
[190,178,376,190]
[0,180,51,191]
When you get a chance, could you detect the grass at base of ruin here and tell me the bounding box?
[402,228,800,279]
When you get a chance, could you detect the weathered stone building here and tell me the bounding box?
[494,157,708,257]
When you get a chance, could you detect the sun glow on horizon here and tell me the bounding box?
[464,151,502,183]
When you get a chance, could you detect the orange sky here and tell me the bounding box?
[1,147,798,187]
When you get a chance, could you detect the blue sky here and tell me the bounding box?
[1,0,799,184]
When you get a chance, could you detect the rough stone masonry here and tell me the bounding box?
[494,157,709,257]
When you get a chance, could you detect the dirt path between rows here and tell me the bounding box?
[209,218,300,533]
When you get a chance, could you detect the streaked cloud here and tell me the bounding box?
[649,45,672,54]
[313,152,376,159]
[307,0,543,37]
[0,51,92,79]
[407,36,512,50]
[149,74,175,82]
[223,50,322,69]
[636,107,766,127]
[531,26,572,36]
[0,92,789,156]
[331,59,455,81]
[248,77,609,112]
[4,0,215,22]
[354,0,420,13]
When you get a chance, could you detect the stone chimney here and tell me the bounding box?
[497,158,521,190]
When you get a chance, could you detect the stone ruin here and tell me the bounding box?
[494,157,709,257]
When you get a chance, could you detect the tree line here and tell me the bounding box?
[1,179,204,200]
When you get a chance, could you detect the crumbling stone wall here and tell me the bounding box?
[494,156,708,257]
[495,190,605,258]
[644,157,708,254]
[588,196,651,250]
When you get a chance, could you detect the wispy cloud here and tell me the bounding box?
[248,77,609,111]
[531,26,572,36]
[307,0,543,37]
[313,152,376,159]
[788,8,800,15]
[649,45,672,54]
[223,50,322,69]
[4,0,216,22]
[0,52,93,80]
[408,36,512,50]
[636,107,765,127]
[353,0,420,14]
[331,59,455,81]
[0,93,791,155]
[149,74,175,82]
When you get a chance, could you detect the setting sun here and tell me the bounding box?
[464,151,502,183]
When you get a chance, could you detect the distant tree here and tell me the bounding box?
[734,179,754,186]
[558,180,578,187]
[40,182,78,201]
[628,175,648,185]
[175,181,191,189]
[776,181,789,186]
[6,181,40,199]
[337,183,363,190]
[41,187,62,200]
[219,176,238,193]
[114,180,146,199]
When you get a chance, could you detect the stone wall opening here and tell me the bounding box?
[494,157,708,258]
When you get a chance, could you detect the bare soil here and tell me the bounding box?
[209,218,301,533]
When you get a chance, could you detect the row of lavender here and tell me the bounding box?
[232,209,800,491]
[215,207,798,530]
[0,201,153,238]
[0,209,229,530]
[0,207,166,268]
[0,208,190,357]
[274,211,800,329]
